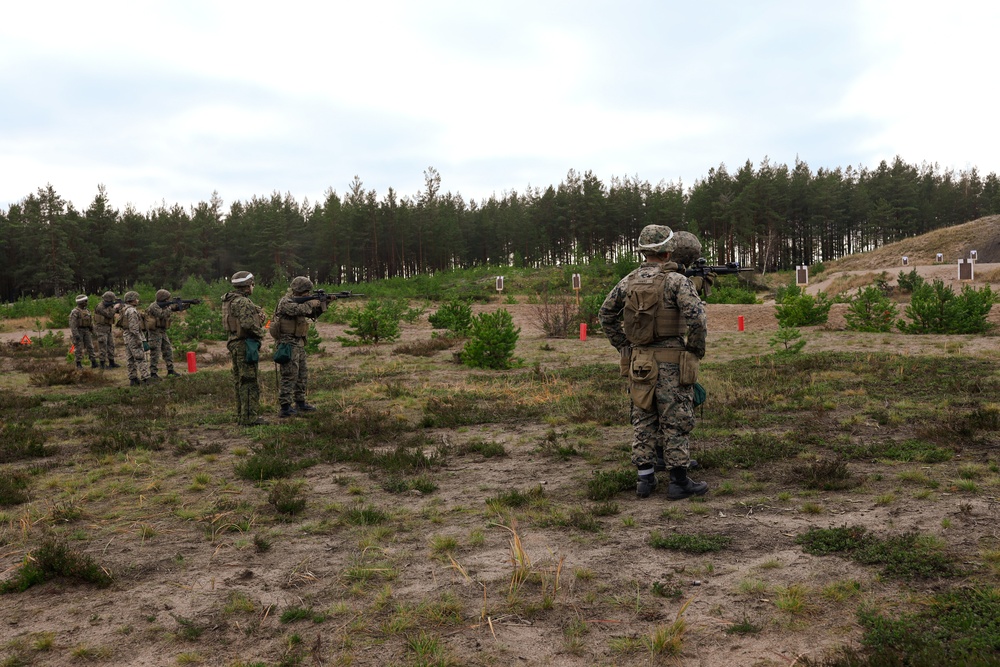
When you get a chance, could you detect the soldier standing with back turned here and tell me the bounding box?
[273,276,323,418]
[93,291,120,369]
[145,289,180,379]
[599,225,709,501]
[120,291,151,386]
[69,294,98,369]
[222,271,267,426]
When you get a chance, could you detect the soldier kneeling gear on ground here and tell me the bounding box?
[599,224,709,501]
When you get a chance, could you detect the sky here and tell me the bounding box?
[2,0,998,214]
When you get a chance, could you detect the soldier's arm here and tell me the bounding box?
[676,280,707,358]
[598,281,629,352]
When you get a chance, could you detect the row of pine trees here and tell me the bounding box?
[2,157,999,301]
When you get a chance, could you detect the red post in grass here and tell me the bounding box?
[738,315,745,332]
[186,351,197,373]
[580,323,587,341]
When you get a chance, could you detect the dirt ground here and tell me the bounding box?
[1,262,998,667]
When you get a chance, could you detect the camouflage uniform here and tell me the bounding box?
[223,274,267,426]
[600,224,709,500]
[93,293,119,367]
[69,298,98,368]
[120,296,150,384]
[274,277,323,417]
[145,297,176,377]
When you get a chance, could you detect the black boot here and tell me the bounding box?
[636,469,657,498]
[279,404,297,418]
[149,373,161,382]
[76,361,83,369]
[99,361,106,370]
[90,357,98,368]
[108,360,120,369]
[295,400,316,412]
[129,378,140,386]
[667,467,709,501]
[167,369,180,377]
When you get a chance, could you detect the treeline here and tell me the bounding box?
[3,157,999,301]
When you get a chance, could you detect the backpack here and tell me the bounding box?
[268,315,282,340]
[622,268,685,345]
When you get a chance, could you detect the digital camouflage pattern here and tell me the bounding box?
[94,298,118,365]
[121,304,150,382]
[223,290,266,425]
[599,260,708,469]
[274,293,318,407]
[145,301,175,375]
[69,305,97,366]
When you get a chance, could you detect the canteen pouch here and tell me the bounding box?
[244,338,260,363]
[693,382,707,408]
[141,340,150,352]
[679,350,700,386]
[273,342,293,365]
[628,347,658,412]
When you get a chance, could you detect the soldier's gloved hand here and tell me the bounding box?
[705,272,717,287]
[687,346,705,360]
[306,299,321,309]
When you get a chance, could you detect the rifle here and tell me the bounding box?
[288,289,365,306]
[683,259,754,296]
[157,297,203,312]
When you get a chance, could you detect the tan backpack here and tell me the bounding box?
[623,268,684,345]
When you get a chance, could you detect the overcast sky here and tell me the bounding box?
[2,0,997,214]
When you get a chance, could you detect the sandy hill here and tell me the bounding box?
[829,214,1000,270]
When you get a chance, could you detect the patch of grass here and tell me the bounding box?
[1,539,112,593]
[422,391,544,427]
[822,579,862,602]
[0,423,49,462]
[797,525,959,580]
[774,584,812,614]
[235,443,304,482]
[587,468,634,501]
[698,432,805,469]
[343,503,388,526]
[0,468,31,506]
[267,480,307,515]
[458,438,507,458]
[486,485,544,510]
[788,458,861,491]
[838,438,953,463]
[725,616,763,635]
[279,607,325,624]
[393,337,457,357]
[649,531,730,553]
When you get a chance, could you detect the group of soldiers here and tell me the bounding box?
[69,289,185,385]
[68,227,711,504]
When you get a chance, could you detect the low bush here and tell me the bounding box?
[462,309,519,369]
[898,279,994,334]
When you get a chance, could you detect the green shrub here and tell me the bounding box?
[337,298,402,346]
[775,290,831,327]
[1,539,112,593]
[168,303,227,343]
[705,276,758,304]
[428,299,473,335]
[845,286,899,333]
[896,268,925,294]
[897,279,994,334]
[768,326,806,355]
[462,309,519,370]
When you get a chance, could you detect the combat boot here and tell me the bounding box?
[76,361,83,369]
[149,373,161,382]
[279,404,297,418]
[636,469,658,498]
[99,361,106,370]
[167,369,180,377]
[242,417,267,427]
[108,360,120,369]
[667,467,709,501]
[295,400,316,412]
[90,357,98,368]
[129,378,140,386]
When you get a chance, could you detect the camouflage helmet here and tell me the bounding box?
[102,291,116,302]
[637,225,675,254]
[123,291,140,304]
[75,294,88,305]
[231,271,254,288]
[155,289,171,302]
[289,276,313,294]
[671,231,703,267]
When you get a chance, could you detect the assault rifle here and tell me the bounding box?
[157,297,203,311]
[289,289,365,306]
[683,259,754,297]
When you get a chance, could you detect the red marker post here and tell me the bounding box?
[738,315,745,332]
[579,323,587,341]
[186,351,197,373]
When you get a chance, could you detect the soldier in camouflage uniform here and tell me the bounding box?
[599,225,709,500]
[671,231,716,298]
[273,276,323,418]
[145,289,180,379]
[222,271,267,426]
[69,295,98,369]
[94,291,120,369]
[120,291,150,386]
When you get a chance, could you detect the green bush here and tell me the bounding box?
[705,276,758,305]
[775,290,831,327]
[768,326,806,355]
[168,303,227,343]
[898,279,994,334]
[336,298,402,346]
[896,268,925,294]
[427,299,473,335]
[845,286,899,333]
[462,309,519,370]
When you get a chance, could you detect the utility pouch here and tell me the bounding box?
[141,340,150,352]
[619,346,631,378]
[679,351,700,386]
[693,382,707,407]
[628,348,658,412]
[245,338,260,363]
[273,342,293,364]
